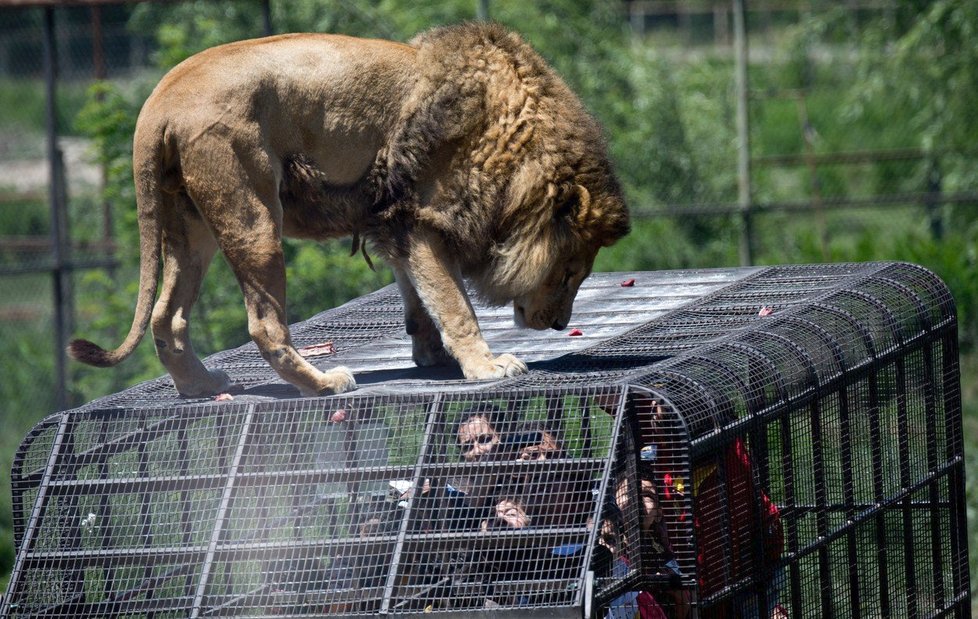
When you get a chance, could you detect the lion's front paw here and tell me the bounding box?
[462,354,528,380]
[493,353,528,377]
[301,366,357,397]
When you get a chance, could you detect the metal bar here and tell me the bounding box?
[838,384,861,612]
[1,413,70,612]
[24,522,596,569]
[178,425,196,599]
[98,419,118,600]
[748,422,770,614]
[753,147,934,167]
[780,409,802,617]
[867,368,892,618]
[58,416,85,605]
[260,0,273,35]
[136,433,157,616]
[923,341,945,608]
[29,593,197,619]
[476,0,489,20]
[794,92,829,259]
[0,257,119,277]
[190,407,256,618]
[381,395,443,613]
[576,385,631,609]
[580,394,594,457]
[941,332,970,615]
[39,457,606,497]
[895,359,919,617]
[809,398,832,616]
[628,191,978,218]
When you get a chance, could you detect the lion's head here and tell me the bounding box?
[502,173,629,331]
[479,83,631,331]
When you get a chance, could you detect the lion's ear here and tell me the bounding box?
[555,184,592,227]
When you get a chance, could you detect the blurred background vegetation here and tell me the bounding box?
[0,0,976,607]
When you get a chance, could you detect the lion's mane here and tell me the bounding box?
[365,22,629,303]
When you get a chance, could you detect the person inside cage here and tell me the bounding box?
[623,396,786,619]
[386,410,569,542]
[511,420,566,461]
[600,458,681,619]
[387,407,505,531]
[460,423,594,606]
[448,412,568,516]
[690,435,786,619]
[476,488,604,604]
[457,409,503,462]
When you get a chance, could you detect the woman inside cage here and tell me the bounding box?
[599,454,679,619]
[597,394,788,619]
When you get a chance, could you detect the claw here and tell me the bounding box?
[299,367,357,397]
[493,353,528,377]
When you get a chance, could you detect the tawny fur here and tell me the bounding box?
[68,22,629,398]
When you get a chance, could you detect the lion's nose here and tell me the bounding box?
[551,320,566,331]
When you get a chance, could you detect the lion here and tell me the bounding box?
[68,22,630,397]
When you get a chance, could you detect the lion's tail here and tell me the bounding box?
[67,122,166,368]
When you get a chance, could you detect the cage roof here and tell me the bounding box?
[70,262,955,435]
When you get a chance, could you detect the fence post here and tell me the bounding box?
[925,158,943,240]
[261,0,274,36]
[733,0,754,266]
[43,6,71,412]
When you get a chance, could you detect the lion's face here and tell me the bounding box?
[513,247,597,331]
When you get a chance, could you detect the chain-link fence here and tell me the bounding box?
[1,0,976,606]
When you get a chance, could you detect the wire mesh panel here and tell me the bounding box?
[3,386,669,618]
[3,263,972,618]
[623,263,970,618]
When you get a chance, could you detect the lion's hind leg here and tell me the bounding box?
[152,192,231,397]
[183,152,356,397]
[221,232,356,396]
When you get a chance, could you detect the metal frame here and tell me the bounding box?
[2,263,971,617]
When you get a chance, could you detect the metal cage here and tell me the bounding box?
[2,263,971,618]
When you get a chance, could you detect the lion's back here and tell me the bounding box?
[135,33,418,186]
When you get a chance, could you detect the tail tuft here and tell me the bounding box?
[67,339,118,368]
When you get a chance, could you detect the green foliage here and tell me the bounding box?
[129,0,270,66]
[0,195,47,240]
[0,318,58,596]
[594,217,740,272]
[285,240,394,322]
[897,224,978,350]
[847,0,978,193]
[0,78,90,140]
